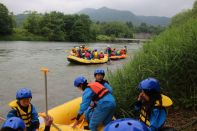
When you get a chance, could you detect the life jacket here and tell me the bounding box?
[85,52,91,58]
[99,53,104,58]
[93,51,99,59]
[9,100,32,127]
[139,94,173,126]
[87,82,109,101]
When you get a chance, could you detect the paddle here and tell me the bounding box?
[40,68,62,131]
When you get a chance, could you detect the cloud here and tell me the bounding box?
[0,0,195,17]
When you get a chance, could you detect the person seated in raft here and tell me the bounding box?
[134,78,173,131]
[119,49,125,55]
[93,49,99,59]
[123,46,127,54]
[105,45,112,57]
[98,51,104,59]
[115,50,120,56]
[7,88,40,131]
[82,44,89,52]
[70,46,77,56]
[72,75,116,131]
[110,49,116,56]
[120,46,127,55]
[84,50,91,60]
[76,49,82,58]
[81,45,86,54]
[1,116,53,131]
[104,118,149,131]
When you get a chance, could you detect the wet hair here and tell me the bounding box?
[142,90,162,122]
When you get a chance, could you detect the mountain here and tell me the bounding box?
[78,7,170,26]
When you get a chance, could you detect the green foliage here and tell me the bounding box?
[23,11,42,34]
[192,0,197,13]
[0,28,46,41]
[135,23,165,34]
[96,35,114,41]
[108,6,197,117]
[0,3,165,41]
[14,14,28,27]
[70,15,92,42]
[170,10,193,27]
[0,3,14,35]
[40,11,66,41]
[102,22,133,38]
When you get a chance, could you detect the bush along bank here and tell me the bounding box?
[107,16,197,119]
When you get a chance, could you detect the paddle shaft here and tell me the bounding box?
[41,68,62,131]
[44,72,48,116]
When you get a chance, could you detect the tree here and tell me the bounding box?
[102,22,133,38]
[0,3,14,35]
[40,11,66,41]
[70,14,92,42]
[23,11,42,34]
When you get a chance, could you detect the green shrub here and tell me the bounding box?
[107,17,197,118]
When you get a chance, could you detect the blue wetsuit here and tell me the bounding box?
[78,83,116,131]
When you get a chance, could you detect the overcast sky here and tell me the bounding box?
[0,0,196,17]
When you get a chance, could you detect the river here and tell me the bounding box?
[0,41,141,119]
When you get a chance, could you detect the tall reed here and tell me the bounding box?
[107,17,197,118]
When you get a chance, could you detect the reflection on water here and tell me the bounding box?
[0,41,141,119]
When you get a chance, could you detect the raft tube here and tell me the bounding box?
[67,55,108,64]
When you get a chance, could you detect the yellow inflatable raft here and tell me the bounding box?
[67,55,108,64]
[39,97,103,131]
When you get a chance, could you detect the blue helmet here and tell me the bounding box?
[138,78,160,92]
[2,117,26,130]
[104,118,149,131]
[94,69,105,77]
[16,88,32,100]
[74,76,87,87]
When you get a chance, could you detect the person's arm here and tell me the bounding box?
[31,105,40,130]
[44,116,53,131]
[149,108,166,131]
[103,82,113,94]
[78,88,94,116]
[72,88,94,128]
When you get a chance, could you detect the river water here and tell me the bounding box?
[0,41,141,119]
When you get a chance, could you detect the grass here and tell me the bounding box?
[107,17,197,118]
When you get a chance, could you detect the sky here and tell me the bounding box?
[0,0,196,17]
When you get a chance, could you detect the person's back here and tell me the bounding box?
[72,75,116,131]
